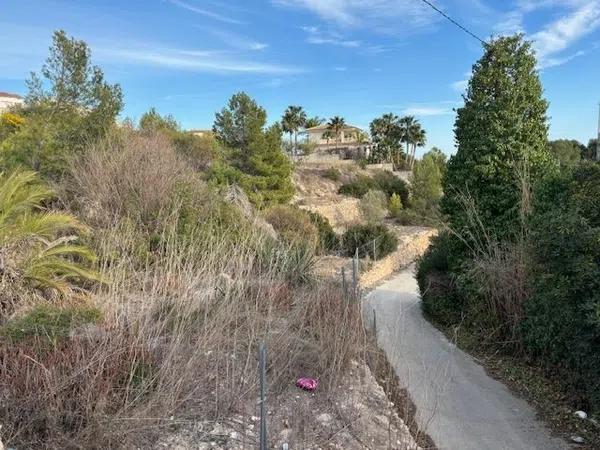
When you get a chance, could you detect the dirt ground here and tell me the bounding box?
[156,360,421,450]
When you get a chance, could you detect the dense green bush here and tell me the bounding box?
[371,170,410,206]
[416,231,464,325]
[306,211,339,254]
[338,171,409,206]
[338,175,376,198]
[341,224,397,260]
[523,162,600,411]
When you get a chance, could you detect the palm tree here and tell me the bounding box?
[304,116,325,129]
[282,105,307,156]
[411,127,427,170]
[0,170,99,304]
[327,116,346,150]
[322,129,334,152]
[399,115,416,168]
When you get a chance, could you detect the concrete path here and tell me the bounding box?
[364,266,571,450]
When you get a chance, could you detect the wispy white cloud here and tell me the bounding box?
[97,46,303,75]
[530,2,600,66]
[274,0,437,33]
[400,105,455,116]
[167,0,244,24]
[334,66,348,71]
[301,26,361,47]
[378,101,459,116]
[195,26,268,51]
[493,1,600,68]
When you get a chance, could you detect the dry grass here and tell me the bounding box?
[0,219,366,449]
[69,130,199,228]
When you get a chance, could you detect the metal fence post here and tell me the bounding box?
[352,248,358,298]
[341,267,347,302]
[259,342,267,450]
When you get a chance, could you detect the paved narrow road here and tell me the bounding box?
[364,266,570,450]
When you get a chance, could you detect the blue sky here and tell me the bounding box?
[1,0,599,155]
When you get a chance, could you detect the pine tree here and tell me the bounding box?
[212,93,293,207]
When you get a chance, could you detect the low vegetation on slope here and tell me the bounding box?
[0,31,366,448]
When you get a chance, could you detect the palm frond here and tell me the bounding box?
[0,170,54,226]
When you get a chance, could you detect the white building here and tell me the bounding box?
[0,92,24,113]
[302,124,370,160]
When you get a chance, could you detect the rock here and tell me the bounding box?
[574,410,588,420]
[571,436,585,444]
[317,413,333,425]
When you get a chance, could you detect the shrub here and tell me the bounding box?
[263,204,319,249]
[416,231,463,325]
[339,171,410,207]
[323,167,341,182]
[70,130,197,228]
[410,153,443,219]
[523,163,600,411]
[338,175,376,198]
[341,224,397,260]
[371,170,410,206]
[307,210,339,254]
[0,304,102,344]
[388,193,403,217]
[359,189,388,223]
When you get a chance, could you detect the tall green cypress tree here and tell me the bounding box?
[443,34,552,242]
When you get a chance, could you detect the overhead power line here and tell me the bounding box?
[416,0,486,45]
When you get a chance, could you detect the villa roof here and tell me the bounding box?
[0,92,23,99]
[305,124,362,132]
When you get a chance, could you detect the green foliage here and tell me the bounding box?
[0,170,99,302]
[139,107,179,133]
[442,34,552,243]
[523,162,600,411]
[371,171,410,206]
[0,304,102,343]
[338,175,376,198]
[338,171,409,207]
[388,193,403,217]
[582,138,598,161]
[306,210,339,254]
[323,167,341,182]
[341,224,397,260]
[139,108,216,170]
[548,139,584,171]
[1,31,123,179]
[410,152,444,220]
[264,204,319,249]
[359,189,388,223]
[281,105,307,155]
[211,93,294,207]
[369,113,403,164]
[416,231,464,325]
[326,116,346,147]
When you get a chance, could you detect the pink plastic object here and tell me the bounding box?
[296,377,318,391]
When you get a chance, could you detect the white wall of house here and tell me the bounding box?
[305,126,361,146]
[0,94,23,113]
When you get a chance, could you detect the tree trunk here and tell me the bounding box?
[294,130,298,156]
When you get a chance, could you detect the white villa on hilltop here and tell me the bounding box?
[303,123,370,160]
[0,92,24,112]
